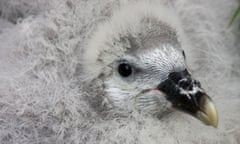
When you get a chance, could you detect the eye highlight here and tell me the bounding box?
[118,63,133,77]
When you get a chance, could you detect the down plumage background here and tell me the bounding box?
[0,0,240,144]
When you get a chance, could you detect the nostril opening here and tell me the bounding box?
[193,80,201,87]
[178,78,192,89]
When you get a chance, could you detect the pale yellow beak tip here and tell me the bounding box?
[197,98,218,128]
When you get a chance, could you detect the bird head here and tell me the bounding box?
[82,2,218,127]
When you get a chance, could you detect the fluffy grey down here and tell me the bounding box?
[0,0,240,144]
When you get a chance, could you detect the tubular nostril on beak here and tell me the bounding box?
[168,69,193,89]
[178,78,193,90]
[168,70,202,91]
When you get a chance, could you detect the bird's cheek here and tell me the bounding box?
[104,82,140,111]
[134,90,172,115]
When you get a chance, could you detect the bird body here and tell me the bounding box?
[0,0,240,144]
[84,0,218,126]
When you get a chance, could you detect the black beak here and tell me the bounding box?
[157,69,218,127]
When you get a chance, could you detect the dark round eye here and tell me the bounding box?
[118,63,132,77]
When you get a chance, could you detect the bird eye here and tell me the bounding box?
[118,63,132,77]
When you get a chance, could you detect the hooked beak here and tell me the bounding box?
[157,69,218,128]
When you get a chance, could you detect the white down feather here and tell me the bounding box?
[0,0,240,144]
